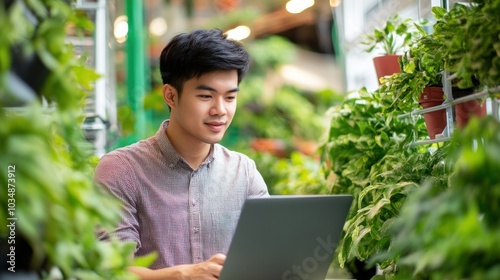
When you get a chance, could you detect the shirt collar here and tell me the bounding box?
[155,120,216,169]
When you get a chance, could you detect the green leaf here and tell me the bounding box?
[368,198,391,220]
[432,6,447,19]
[133,252,159,268]
[73,65,101,90]
[386,21,395,33]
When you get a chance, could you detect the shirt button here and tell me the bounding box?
[169,163,174,168]
[194,228,199,233]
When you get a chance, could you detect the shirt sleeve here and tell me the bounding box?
[93,152,141,251]
[247,158,270,198]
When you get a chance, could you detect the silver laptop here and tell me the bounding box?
[219,195,353,280]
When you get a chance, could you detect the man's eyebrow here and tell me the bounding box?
[196,84,240,93]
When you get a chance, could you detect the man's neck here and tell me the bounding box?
[165,124,211,170]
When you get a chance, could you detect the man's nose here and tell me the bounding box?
[210,97,227,116]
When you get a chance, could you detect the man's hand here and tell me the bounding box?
[178,254,226,279]
[129,253,226,280]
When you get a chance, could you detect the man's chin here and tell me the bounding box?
[204,134,225,145]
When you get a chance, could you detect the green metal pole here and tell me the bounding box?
[126,0,148,141]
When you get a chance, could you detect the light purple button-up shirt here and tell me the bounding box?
[94,120,269,269]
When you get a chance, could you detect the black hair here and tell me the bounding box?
[159,28,251,93]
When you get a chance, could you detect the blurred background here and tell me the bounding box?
[74,0,458,213]
[78,0,445,155]
[74,4,450,276]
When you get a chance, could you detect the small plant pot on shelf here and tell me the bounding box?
[250,138,288,158]
[455,101,486,128]
[452,89,487,128]
[418,86,447,139]
[373,54,401,84]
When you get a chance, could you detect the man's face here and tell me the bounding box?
[168,70,239,145]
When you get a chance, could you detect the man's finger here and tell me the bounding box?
[210,253,226,265]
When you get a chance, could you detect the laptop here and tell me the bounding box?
[219,195,353,280]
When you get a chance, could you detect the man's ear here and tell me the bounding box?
[162,84,176,109]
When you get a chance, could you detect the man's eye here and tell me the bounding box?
[226,96,236,101]
[199,95,212,99]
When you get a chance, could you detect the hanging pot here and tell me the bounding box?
[372,54,401,84]
[418,86,447,139]
[452,88,487,128]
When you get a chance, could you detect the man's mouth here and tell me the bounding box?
[205,121,226,132]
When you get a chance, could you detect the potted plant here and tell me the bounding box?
[371,116,500,279]
[379,30,448,139]
[320,86,442,277]
[323,3,500,279]
[433,2,500,90]
[431,3,491,128]
[377,3,497,138]
[362,14,420,84]
[451,78,487,128]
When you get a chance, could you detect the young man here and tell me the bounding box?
[94,29,269,279]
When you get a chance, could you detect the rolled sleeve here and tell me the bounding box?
[94,153,141,251]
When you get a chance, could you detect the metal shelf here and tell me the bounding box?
[399,86,500,119]
[409,136,451,147]
[72,0,117,157]
[399,85,500,146]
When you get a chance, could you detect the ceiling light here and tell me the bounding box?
[149,17,168,37]
[114,15,128,43]
[286,0,314,14]
[330,0,341,7]
[225,25,251,41]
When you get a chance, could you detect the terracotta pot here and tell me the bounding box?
[293,139,318,157]
[455,100,487,128]
[452,88,487,128]
[418,86,447,139]
[372,54,401,84]
[250,138,288,157]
